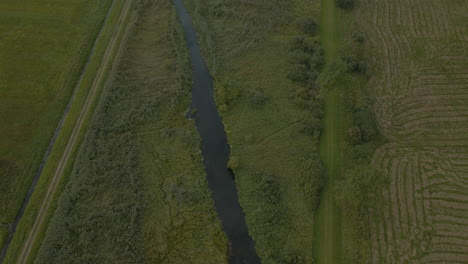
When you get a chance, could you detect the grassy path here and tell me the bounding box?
[313,0,342,263]
[14,1,133,263]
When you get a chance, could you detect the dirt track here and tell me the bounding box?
[15,1,133,263]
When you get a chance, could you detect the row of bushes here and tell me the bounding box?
[335,29,386,263]
[286,20,326,140]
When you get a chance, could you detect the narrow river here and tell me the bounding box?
[173,1,261,263]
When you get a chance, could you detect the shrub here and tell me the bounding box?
[352,31,365,44]
[295,87,309,100]
[218,104,228,112]
[248,89,268,107]
[336,0,355,9]
[354,107,378,142]
[288,50,311,66]
[335,165,387,210]
[228,156,239,170]
[305,78,320,94]
[300,117,322,137]
[299,155,326,211]
[347,126,363,145]
[301,39,322,54]
[287,63,309,83]
[290,36,306,51]
[215,79,240,105]
[309,52,325,70]
[341,55,367,74]
[297,18,318,36]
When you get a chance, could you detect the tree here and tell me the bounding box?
[335,165,387,210]
[287,63,309,83]
[354,107,378,142]
[248,89,268,108]
[336,0,355,9]
[300,117,322,137]
[297,18,318,36]
[347,126,363,145]
[228,156,239,170]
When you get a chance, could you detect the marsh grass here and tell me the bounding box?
[34,1,227,263]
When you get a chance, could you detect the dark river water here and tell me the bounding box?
[173,0,261,263]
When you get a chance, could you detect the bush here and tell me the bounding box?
[297,18,318,36]
[354,107,378,142]
[309,53,325,70]
[287,63,309,83]
[347,126,363,145]
[288,50,311,66]
[336,0,355,9]
[335,165,387,210]
[228,156,239,170]
[290,36,306,51]
[248,89,268,108]
[341,55,367,74]
[299,155,326,211]
[301,39,322,54]
[300,117,322,137]
[352,32,365,44]
[305,78,320,94]
[218,103,228,112]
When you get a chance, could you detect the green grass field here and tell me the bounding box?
[0,0,112,230]
[34,1,227,263]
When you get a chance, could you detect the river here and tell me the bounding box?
[173,0,261,263]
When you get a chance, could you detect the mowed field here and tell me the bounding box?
[356,0,468,262]
[0,0,111,226]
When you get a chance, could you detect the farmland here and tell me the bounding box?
[1,0,466,263]
[0,0,112,244]
[354,0,468,262]
[33,1,227,263]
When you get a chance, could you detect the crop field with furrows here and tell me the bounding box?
[355,0,468,262]
[185,0,328,262]
[34,1,227,263]
[0,0,112,228]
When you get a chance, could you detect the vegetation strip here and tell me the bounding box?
[13,1,133,263]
